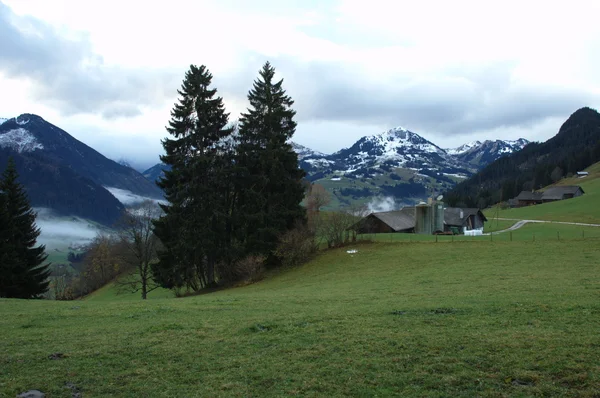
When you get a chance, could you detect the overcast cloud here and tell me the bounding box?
[1,0,600,168]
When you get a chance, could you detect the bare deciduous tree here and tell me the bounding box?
[306,183,331,213]
[116,200,162,299]
[316,204,369,248]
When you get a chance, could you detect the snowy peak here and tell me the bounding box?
[367,126,445,155]
[290,141,325,160]
[0,127,44,153]
[504,138,530,149]
[335,126,444,160]
[446,141,482,155]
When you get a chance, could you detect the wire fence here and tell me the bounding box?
[356,224,600,244]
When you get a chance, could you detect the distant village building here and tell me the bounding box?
[577,171,589,177]
[354,206,487,235]
[511,185,584,207]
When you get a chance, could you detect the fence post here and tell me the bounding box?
[490,232,493,242]
[533,233,535,242]
[452,234,454,243]
[557,231,560,241]
[582,230,585,239]
[510,231,513,242]
[435,234,438,243]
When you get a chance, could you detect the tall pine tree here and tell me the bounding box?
[152,65,234,290]
[0,158,50,298]
[236,62,306,261]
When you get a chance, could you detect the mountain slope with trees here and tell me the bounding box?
[446,107,600,208]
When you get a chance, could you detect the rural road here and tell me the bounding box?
[489,218,600,234]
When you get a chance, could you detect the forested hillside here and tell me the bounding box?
[446,107,600,208]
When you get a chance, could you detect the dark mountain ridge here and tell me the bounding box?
[0,114,163,224]
[446,107,600,208]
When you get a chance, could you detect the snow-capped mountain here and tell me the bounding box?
[332,127,453,174]
[0,117,9,126]
[451,138,530,167]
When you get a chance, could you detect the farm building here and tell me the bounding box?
[515,191,543,206]
[443,208,487,233]
[354,206,487,235]
[541,186,584,202]
[354,207,415,234]
[511,185,584,207]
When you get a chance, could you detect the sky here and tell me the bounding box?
[1,0,600,170]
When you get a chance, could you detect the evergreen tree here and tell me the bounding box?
[236,62,306,261]
[0,158,50,298]
[152,65,234,290]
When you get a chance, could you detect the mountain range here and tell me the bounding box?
[143,127,529,209]
[0,113,531,224]
[0,114,163,225]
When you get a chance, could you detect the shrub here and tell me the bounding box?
[274,223,318,267]
[219,255,266,285]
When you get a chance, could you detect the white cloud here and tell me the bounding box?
[1,0,599,159]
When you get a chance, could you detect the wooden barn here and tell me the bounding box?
[515,191,543,206]
[541,186,584,202]
[353,208,415,234]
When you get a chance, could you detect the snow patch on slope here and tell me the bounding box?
[0,117,8,126]
[0,128,44,152]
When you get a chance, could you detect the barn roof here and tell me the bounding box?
[516,191,543,201]
[370,207,415,231]
[541,185,584,200]
[444,208,487,226]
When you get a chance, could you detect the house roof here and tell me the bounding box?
[369,207,415,231]
[516,191,543,201]
[541,185,584,200]
[444,207,487,226]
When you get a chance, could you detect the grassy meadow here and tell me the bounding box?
[2,237,600,397]
[3,163,600,396]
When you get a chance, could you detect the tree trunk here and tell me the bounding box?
[141,276,147,300]
[207,257,216,287]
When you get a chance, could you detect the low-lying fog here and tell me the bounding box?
[35,208,102,250]
[35,187,165,250]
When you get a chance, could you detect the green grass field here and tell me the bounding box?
[2,237,600,396]
[85,278,175,302]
